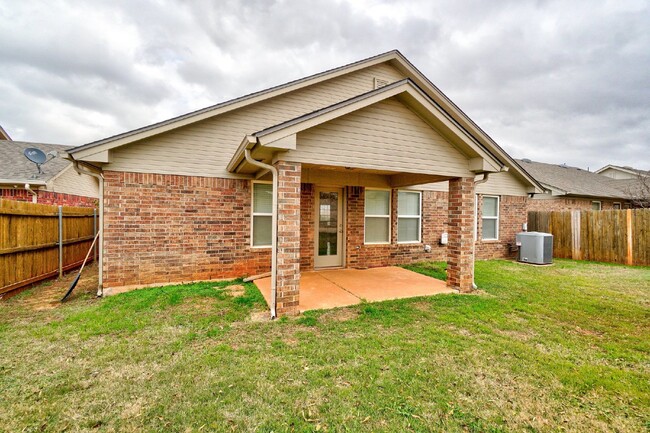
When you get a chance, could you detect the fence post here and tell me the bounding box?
[93,208,97,263]
[571,211,581,260]
[58,205,63,278]
[626,209,633,265]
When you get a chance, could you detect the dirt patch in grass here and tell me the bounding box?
[493,328,537,342]
[318,308,360,322]
[223,284,246,297]
[410,301,434,312]
[572,326,604,338]
[3,263,98,311]
[172,297,220,316]
[248,311,272,322]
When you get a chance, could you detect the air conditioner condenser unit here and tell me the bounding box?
[516,232,553,265]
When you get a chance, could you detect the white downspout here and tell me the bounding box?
[472,173,490,290]
[24,183,38,203]
[70,158,104,297]
[244,148,278,319]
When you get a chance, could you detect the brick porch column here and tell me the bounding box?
[447,177,475,293]
[274,160,302,316]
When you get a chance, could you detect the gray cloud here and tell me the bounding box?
[0,0,648,170]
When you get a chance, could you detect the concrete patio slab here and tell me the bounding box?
[256,272,361,311]
[318,266,454,302]
[254,266,455,312]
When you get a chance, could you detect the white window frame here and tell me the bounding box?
[474,194,478,241]
[251,181,273,248]
[613,202,621,210]
[592,201,602,211]
[397,190,422,244]
[364,188,391,245]
[481,195,500,241]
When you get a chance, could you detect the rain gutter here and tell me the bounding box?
[68,155,104,296]
[244,147,278,319]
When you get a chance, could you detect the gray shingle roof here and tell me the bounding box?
[601,177,646,198]
[0,141,73,183]
[516,159,627,199]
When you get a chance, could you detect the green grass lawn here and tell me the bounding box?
[1,260,648,432]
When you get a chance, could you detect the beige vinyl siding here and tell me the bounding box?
[416,171,530,196]
[598,167,637,180]
[288,98,473,177]
[49,165,100,198]
[476,171,529,196]
[108,63,405,177]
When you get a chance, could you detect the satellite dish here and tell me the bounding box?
[24,147,56,175]
[24,148,47,164]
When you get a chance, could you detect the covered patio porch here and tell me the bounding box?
[255,266,455,312]
[228,79,506,317]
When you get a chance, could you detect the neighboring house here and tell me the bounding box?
[517,159,629,210]
[67,50,543,316]
[0,141,99,207]
[595,165,649,208]
[595,164,650,180]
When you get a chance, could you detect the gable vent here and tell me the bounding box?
[374,77,390,89]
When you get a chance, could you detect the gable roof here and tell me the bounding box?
[517,159,627,199]
[0,140,72,184]
[595,164,650,177]
[68,50,407,158]
[67,50,543,192]
[228,79,503,175]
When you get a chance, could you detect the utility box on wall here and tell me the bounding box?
[516,232,553,265]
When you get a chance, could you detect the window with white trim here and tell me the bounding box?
[365,189,391,243]
[481,196,499,240]
[613,202,621,210]
[252,182,273,247]
[592,201,602,210]
[397,191,421,243]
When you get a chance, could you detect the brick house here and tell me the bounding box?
[67,51,544,316]
[518,159,631,211]
[0,140,99,207]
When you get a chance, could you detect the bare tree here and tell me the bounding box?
[623,173,650,208]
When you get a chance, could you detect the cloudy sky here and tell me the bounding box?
[1,0,648,170]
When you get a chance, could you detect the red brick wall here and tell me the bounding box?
[344,187,448,269]
[101,172,533,291]
[102,171,270,289]
[298,185,527,270]
[300,183,315,270]
[527,197,621,211]
[475,194,528,260]
[0,188,97,208]
[275,161,302,316]
[447,177,476,292]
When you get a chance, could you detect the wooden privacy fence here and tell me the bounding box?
[0,200,97,296]
[528,209,649,266]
